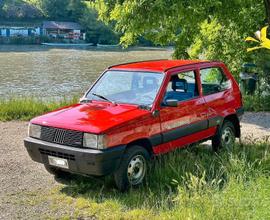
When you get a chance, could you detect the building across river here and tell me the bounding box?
[0,21,85,40]
[42,21,83,40]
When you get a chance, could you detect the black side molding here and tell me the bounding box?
[149,133,163,146]
[162,120,208,144]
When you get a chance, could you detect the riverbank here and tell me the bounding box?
[0,97,78,121]
[0,95,269,122]
[0,115,269,219]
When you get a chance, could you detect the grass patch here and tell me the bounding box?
[0,96,79,121]
[18,142,270,219]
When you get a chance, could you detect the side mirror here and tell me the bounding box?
[166,99,178,107]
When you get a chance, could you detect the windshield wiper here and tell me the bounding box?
[138,104,151,110]
[91,93,116,105]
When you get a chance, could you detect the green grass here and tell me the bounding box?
[0,94,269,121]
[15,141,270,219]
[0,96,79,121]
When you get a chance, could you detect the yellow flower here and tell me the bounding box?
[245,26,270,52]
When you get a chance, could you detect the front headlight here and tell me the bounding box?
[28,123,41,139]
[83,133,107,149]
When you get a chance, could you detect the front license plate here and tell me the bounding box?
[48,156,69,169]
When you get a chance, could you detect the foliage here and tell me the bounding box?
[11,141,270,219]
[79,6,119,45]
[244,95,270,111]
[38,0,86,21]
[95,0,266,77]
[38,0,69,19]
[265,0,270,23]
[0,0,43,19]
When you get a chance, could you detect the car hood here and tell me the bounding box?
[31,102,150,133]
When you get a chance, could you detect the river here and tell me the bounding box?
[0,45,172,99]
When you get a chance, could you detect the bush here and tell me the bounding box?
[244,95,270,112]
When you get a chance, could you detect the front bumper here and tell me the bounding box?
[24,137,126,176]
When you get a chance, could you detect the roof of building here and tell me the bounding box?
[109,59,210,72]
[0,21,41,28]
[43,21,82,30]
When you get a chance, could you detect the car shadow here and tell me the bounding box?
[57,141,270,210]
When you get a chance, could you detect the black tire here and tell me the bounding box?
[44,165,71,178]
[212,120,236,151]
[114,145,150,192]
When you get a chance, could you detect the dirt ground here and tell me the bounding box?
[0,112,269,219]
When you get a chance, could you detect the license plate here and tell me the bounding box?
[48,156,69,169]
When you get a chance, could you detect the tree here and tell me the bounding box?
[0,0,43,19]
[67,0,86,21]
[80,6,119,45]
[40,0,70,19]
[95,0,266,77]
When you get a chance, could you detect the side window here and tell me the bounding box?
[164,70,199,103]
[200,67,231,95]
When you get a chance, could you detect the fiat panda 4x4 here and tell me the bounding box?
[25,60,244,191]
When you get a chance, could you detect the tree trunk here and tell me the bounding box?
[264,0,270,24]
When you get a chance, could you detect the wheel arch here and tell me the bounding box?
[126,138,154,157]
[223,114,241,138]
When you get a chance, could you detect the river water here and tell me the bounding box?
[0,45,172,99]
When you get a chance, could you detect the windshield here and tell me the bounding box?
[86,70,164,106]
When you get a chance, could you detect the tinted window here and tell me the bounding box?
[163,71,199,103]
[200,68,231,95]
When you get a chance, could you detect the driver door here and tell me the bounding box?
[158,69,209,152]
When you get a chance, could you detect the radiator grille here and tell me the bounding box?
[40,126,83,147]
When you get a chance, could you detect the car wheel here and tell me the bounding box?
[212,120,236,151]
[114,145,150,192]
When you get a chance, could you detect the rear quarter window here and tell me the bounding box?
[200,67,231,95]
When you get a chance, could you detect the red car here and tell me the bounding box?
[24,60,244,191]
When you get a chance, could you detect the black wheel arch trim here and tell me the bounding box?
[236,107,244,118]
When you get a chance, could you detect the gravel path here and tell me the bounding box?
[0,112,269,219]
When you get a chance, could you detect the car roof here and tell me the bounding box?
[109,59,211,72]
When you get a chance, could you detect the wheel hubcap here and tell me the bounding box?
[127,155,146,185]
[221,127,235,147]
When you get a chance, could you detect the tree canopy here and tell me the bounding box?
[95,0,267,76]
